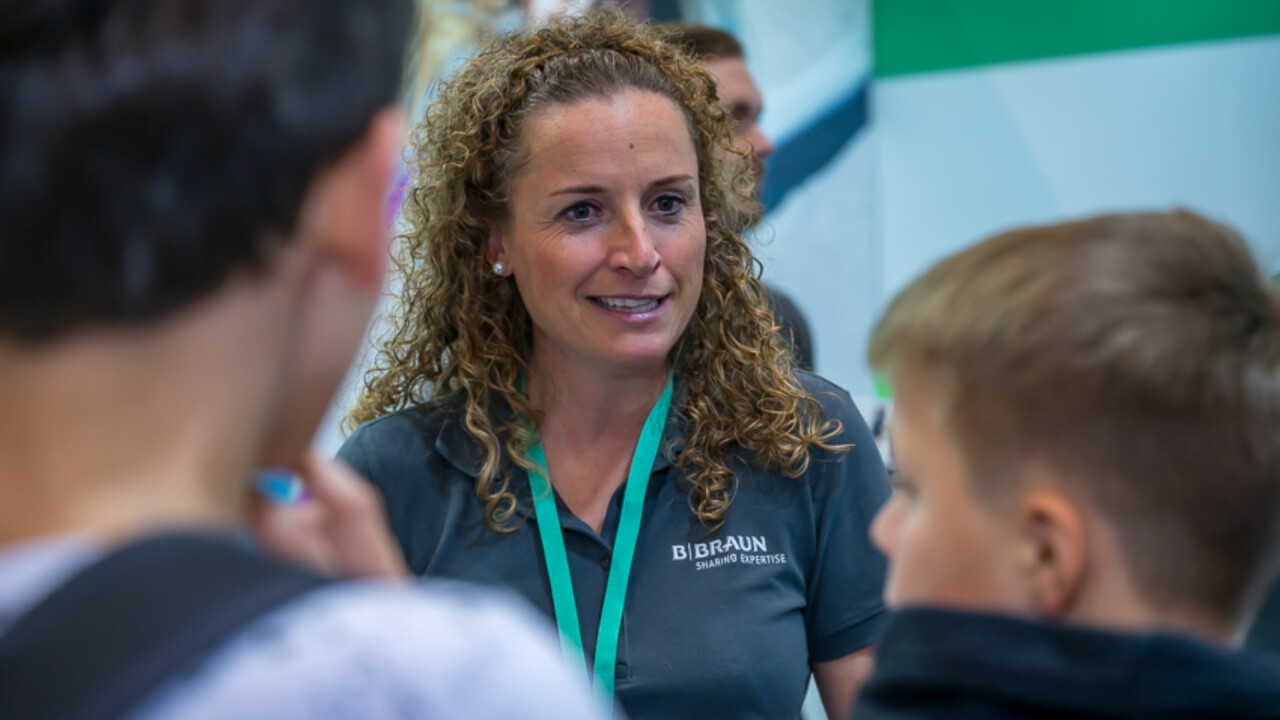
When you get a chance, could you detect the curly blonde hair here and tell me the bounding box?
[350,11,843,530]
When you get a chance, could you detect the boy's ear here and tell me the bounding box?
[1019,487,1088,618]
[299,106,404,289]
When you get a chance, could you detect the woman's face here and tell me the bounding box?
[490,89,706,378]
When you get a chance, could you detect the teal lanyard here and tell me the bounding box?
[526,377,673,705]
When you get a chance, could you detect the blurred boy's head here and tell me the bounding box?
[0,0,412,462]
[868,211,1280,641]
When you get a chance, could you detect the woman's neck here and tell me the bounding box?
[524,352,669,533]
[526,355,667,442]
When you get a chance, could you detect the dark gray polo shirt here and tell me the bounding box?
[339,372,890,720]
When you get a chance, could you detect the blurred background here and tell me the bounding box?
[320,0,1280,446]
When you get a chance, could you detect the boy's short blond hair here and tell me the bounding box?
[870,210,1280,626]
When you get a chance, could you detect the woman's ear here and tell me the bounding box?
[485,227,507,271]
[1019,488,1088,618]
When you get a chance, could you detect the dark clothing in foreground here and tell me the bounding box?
[1248,580,1280,658]
[854,607,1280,720]
[0,534,604,720]
[0,534,323,720]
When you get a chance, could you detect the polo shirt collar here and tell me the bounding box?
[432,391,497,478]
[432,385,687,481]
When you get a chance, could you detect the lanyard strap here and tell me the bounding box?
[526,376,673,703]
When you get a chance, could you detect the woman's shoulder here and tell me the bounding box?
[793,369,850,400]
[348,391,465,441]
[338,392,467,473]
[792,370,861,428]
[790,371,888,495]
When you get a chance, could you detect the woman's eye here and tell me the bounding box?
[653,195,685,215]
[563,202,595,222]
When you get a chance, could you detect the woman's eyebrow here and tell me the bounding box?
[549,184,606,197]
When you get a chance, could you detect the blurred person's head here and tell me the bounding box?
[666,24,774,186]
[0,0,412,480]
[352,11,837,531]
[868,210,1280,642]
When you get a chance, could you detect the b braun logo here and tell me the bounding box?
[671,535,767,561]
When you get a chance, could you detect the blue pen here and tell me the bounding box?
[254,469,306,505]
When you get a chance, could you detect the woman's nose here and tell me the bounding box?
[609,211,661,276]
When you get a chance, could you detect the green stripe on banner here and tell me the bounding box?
[875,0,1280,77]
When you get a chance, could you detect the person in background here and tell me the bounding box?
[665,23,815,370]
[341,12,889,720]
[856,210,1280,719]
[0,1,604,718]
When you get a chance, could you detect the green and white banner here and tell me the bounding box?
[874,0,1280,298]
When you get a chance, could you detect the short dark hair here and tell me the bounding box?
[870,210,1280,626]
[662,23,744,62]
[0,0,413,342]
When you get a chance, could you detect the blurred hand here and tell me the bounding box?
[250,451,409,581]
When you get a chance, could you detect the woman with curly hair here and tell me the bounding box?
[340,11,889,719]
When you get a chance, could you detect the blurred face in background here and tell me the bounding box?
[702,56,775,185]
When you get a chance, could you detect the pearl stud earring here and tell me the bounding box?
[492,261,506,275]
